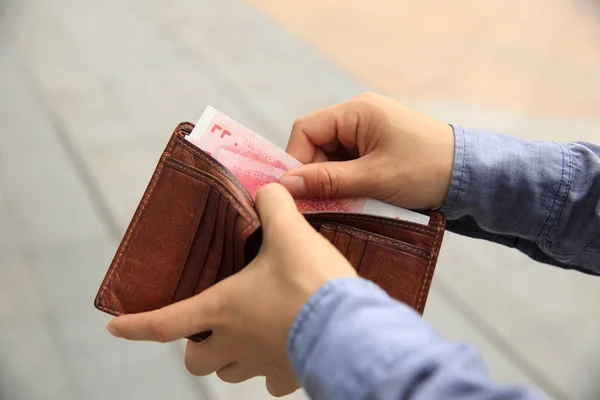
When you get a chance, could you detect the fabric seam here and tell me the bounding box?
[536,143,567,241]
[445,125,466,215]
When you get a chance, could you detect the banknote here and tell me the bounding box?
[187,106,430,225]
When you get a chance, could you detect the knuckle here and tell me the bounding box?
[316,166,340,198]
[355,91,376,100]
[258,181,280,197]
[291,115,308,133]
[353,91,379,105]
[266,215,296,239]
[149,312,169,343]
[206,300,226,325]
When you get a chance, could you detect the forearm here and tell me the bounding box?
[440,126,600,274]
[288,278,545,400]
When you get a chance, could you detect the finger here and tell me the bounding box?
[216,362,261,384]
[106,288,220,342]
[254,183,313,243]
[279,155,382,199]
[312,147,329,163]
[287,102,362,163]
[266,377,300,398]
[185,337,233,376]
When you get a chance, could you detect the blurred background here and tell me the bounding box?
[1,0,599,399]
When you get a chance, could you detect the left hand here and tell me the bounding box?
[105,183,357,397]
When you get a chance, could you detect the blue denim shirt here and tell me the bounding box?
[288,126,600,400]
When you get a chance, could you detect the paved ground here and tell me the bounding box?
[1,0,599,399]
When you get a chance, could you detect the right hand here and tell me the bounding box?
[279,92,456,210]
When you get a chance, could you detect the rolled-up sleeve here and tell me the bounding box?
[288,277,546,400]
[440,126,600,274]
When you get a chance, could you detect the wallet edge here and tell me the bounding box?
[415,212,446,313]
[93,123,193,316]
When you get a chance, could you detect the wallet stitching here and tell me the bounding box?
[97,132,261,315]
[96,134,179,314]
[354,237,367,273]
[166,158,257,222]
[176,137,255,206]
[168,158,260,285]
[308,213,435,235]
[322,223,429,259]
[416,216,443,312]
[168,160,261,287]
[171,187,215,304]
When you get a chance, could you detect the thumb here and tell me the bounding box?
[255,183,313,244]
[279,157,381,199]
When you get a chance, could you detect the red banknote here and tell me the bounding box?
[187,106,429,225]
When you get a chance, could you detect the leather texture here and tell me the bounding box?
[94,122,446,341]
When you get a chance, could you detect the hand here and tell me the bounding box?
[105,184,357,397]
[279,92,455,210]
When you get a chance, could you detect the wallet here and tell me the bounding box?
[94,122,446,340]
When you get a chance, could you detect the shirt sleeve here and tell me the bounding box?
[440,126,600,274]
[288,277,547,400]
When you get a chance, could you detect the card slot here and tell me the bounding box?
[319,224,367,271]
[347,236,368,271]
[233,214,248,273]
[194,194,229,294]
[96,163,216,315]
[171,187,220,303]
[320,222,433,311]
[305,213,438,250]
[165,157,257,223]
[320,222,429,261]
[187,194,232,343]
[215,203,237,283]
[333,231,351,258]
[358,240,430,310]
[320,225,336,243]
[171,138,255,207]
[159,156,260,297]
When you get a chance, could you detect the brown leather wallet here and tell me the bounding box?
[94,122,446,340]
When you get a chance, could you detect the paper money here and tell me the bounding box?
[188,106,430,225]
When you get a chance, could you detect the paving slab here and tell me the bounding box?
[0,38,108,251]
[0,187,22,254]
[0,320,76,400]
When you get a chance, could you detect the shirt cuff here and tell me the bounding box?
[440,125,571,242]
[441,124,467,218]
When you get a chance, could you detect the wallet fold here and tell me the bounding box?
[95,122,446,339]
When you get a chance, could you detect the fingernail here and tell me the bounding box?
[279,175,306,196]
[106,321,121,338]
